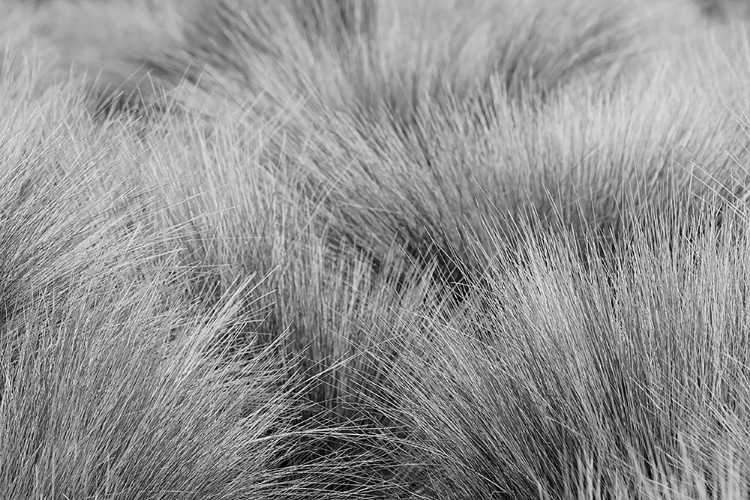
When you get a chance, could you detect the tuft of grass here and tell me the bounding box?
[0,107,296,500]
[6,0,750,499]
[377,201,750,499]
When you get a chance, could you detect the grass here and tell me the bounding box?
[2,0,750,498]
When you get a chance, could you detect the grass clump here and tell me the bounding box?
[380,200,750,498]
[4,0,750,499]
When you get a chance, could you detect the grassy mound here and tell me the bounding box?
[2,0,750,498]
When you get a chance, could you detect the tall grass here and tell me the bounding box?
[3,0,750,498]
[380,199,750,498]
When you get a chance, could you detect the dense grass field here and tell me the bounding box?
[3,0,750,498]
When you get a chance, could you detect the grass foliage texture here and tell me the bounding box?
[2,0,750,498]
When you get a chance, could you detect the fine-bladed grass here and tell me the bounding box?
[2,1,750,499]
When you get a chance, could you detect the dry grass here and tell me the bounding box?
[2,0,750,499]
